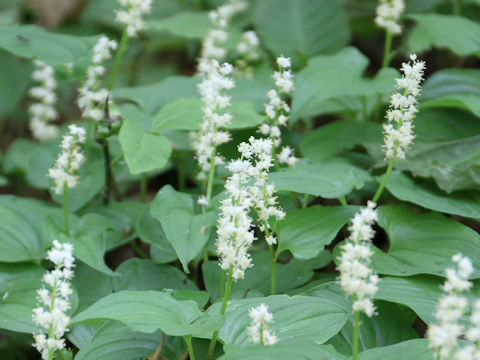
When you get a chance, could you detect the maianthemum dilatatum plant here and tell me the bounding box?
[1,0,480,359]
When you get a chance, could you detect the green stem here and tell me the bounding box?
[372,157,396,203]
[63,186,69,236]
[382,31,393,69]
[452,0,462,15]
[140,173,148,202]
[207,266,233,360]
[268,244,277,295]
[108,29,129,91]
[206,148,217,202]
[47,279,58,360]
[352,311,361,360]
[220,269,225,298]
[130,240,147,259]
[184,335,196,360]
[85,119,94,173]
[338,196,347,206]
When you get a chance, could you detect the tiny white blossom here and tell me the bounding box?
[115,0,152,37]
[383,54,425,160]
[338,203,379,317]
[48,125,86,195]
[375,0,405,35]
[29,60,58,141]
[247,304,278,345]
[78,36,117,122]
[236,31,261,78]
[33,240,75,360]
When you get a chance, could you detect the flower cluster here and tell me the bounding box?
[236,31,261,78]
[259,56,297,166]
[48,125,86,195]
[78,36,117,122]
[238,137,285,244]
[198,0,248,74]
[115,0,152,37]
[428,254,476,360]
[247,304,278,345]
[28,60,58,142]
[338,201,379,317]
[375,0,405,35]
[191,61,235,182]
[33,240,75,360]
[383,54,425,160]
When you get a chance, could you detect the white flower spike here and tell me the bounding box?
[247,304,278,345]
[33,240,75,360]
[115,0,152,37]
[375,0,405,35]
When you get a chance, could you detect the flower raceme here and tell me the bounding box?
[29,60,59,142]
[33,240,75,360]
[338,201,379,317]
[259,56,297,166]
[77,36,118,122]
[191,61,235,184]
[115,0,152,37]
[236,31,261,78]
[247,304,278,345]
[428,254,478,360]
[48,125,86,195]
[375,0,405,35]
[383,54,426,160]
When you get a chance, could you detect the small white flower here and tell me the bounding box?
[375,0,405,35]
[33,241,75,360]
[28,60,59,141]
[48,125,86,195]
[247,304,278,345]
[277,56,291,69]
[115,0,152,37]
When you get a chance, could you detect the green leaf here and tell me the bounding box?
[71,290,222,337]
[277,205,357,259]
[154,98,265,131]
[0,24,98,73]
[119,119,172,175]
[0,50,31,115]
[151,185,216,273]
[220,343,347,360]
[421,68,480,101]
[208,295,349,346]
[368,205,480,278]
[147,11,210,39]
[406,14,480,56]
[270,160,373,198]
[113,259,197,291]
[385,171,480,219]
[253,0,349,62]
[300,120,382,161]
[358,339,432,360]
[291,48,397,120]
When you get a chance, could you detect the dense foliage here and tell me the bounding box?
[1,0,480,359]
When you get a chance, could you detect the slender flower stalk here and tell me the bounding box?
[259,56,297,167]
[48,125,86,235]
[338,201,380,360]
[235,31,261,78]
[247,304,278,345]
[375,0,405,68]
[373,54,425,202]
[28,60,58,141]
[427,254,474,360]
[33,240,75,360]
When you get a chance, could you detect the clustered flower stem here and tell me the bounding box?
[184,335,196,360]
[352,309,361,360]
[107,29,129,92]
[452,0,462,15]
[372,156,396,203]
[382,30,393,69]
[62,187,69,235]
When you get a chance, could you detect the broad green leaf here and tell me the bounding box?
[71,290,222,337]
[385,171,480,219]
[253,0,349,62]
[422,94,480,118]
[421,68,480,101]
[119,119,172,175]
[113,259,196,291]
[277,205,357,259]
[151,185,216,272]
[291,48,397,120]
[300,120,382,161]
[358,339,432,360]
[220,343,347,360]
[368,205,480,278]
[208,295,349,346]
[0,50,31,115]
[0,24,98,73]
[406,14,480,56]
[147,11,210,39]
[375,276,480,324]
[154,98,265,131]
[270,160,373,198]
